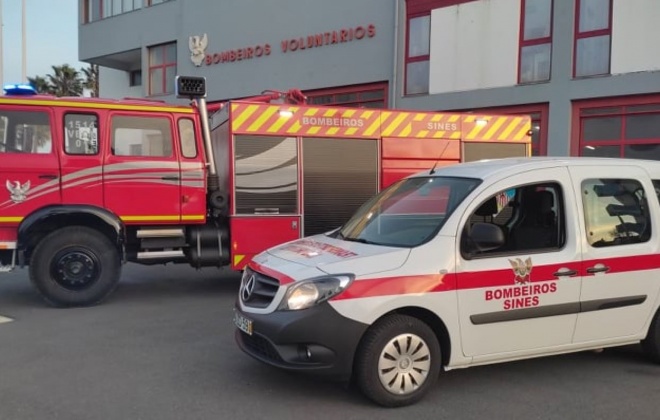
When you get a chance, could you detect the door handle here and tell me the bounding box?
[554,268,578,277]
[161,176,180,181]
[586,264,610,274]
[39,174,58,180]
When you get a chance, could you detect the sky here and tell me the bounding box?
[1,0,85,85]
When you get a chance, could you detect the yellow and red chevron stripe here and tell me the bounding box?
[229,102,531,143]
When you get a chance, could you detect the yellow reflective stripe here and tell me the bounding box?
[0,217,23,222]
[234,255,245,266]
[232,104,259,131]
[247,105,278,132]
[481,117,507,140]
[498,117,524,140]
[182,215,205,221]
[120,215,180,222]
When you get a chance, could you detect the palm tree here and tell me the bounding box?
[47,64,83,97]
[27,75,52,94]
[81,64,99,97]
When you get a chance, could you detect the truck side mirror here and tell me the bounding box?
[469,222,505,252]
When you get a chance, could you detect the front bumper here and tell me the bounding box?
[234,301,369,381]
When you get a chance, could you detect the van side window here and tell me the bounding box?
[111,115,172,157]
[64,114,99,155]
[0,110,51,154]
[582,179,650,247]
[462,182,564,258]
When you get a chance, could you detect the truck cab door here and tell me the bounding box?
[568,166,660,343]
[455,167,581,360]
[0,106,61,226]
[103,113,182,224]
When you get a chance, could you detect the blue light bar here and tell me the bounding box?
[3,83,38,96]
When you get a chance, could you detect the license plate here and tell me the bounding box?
[233,311,253,335]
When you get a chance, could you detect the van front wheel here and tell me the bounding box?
[354,314,441,407]
[29,226,121,307]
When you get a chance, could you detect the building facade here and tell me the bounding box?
[79,0,660,158]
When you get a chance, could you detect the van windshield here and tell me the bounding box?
[335,176,481,247]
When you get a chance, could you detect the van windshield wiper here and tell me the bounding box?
[342,237,379,245]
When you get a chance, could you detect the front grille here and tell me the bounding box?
[239,331,283,363]
[240,267,280,308]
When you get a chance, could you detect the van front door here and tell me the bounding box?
[456,167,581,359]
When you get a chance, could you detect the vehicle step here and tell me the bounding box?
[136,228,185,239]
[136,250,185,260]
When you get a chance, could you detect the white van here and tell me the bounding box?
[233,157,660,407]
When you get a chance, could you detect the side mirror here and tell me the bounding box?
[469,222,505,252]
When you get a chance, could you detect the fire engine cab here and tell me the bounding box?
[0,77,531,307]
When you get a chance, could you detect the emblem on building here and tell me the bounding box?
[509,257,532,284]
[189,33,208,67]
[6,180,31,203]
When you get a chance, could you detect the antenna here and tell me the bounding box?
[429,140,452,175]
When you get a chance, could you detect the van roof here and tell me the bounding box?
[415,157,660,180]
[0,94,194,114]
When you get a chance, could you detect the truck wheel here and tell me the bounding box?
[29,226,121,307]
[354,314,441,407]
[642,309,660,363]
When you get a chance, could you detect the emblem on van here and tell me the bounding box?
[6,180,30,203]
[241,273,256,302]
[509,257,532,284]
[189,33,208,67]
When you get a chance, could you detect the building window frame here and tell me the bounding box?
[148,43,176,96]
[404,1,477,96]
[572,95,660,159]
[518,0,553,84]
[573,0,613,78]
[304,82,388,108]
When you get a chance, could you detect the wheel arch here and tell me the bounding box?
[361,306,452,367]
[17,205,126,265]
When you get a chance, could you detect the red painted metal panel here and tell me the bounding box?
[230,216,301,269]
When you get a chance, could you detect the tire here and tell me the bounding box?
[354,314,442,407]
[29,226,121,307]
[642,309,660,363]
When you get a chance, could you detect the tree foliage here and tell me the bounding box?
[27,64,98,97]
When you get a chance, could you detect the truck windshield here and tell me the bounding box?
[336,176,481,247]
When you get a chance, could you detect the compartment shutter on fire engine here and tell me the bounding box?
[302,137,378,236]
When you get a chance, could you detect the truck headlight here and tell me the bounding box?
[279,274,354,311]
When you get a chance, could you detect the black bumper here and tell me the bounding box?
[234,301,369,381]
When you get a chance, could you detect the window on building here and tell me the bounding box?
[405,13,431,95]
[111,115,172,157]
[148,43,177,96]
[83,0,145,23]
[574,0,612,77]
[519,0,552,83]
[577,98,660,160]
[129,70,142,87]
[305,83,388,108]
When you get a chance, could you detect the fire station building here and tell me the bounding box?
[79,0,660,159]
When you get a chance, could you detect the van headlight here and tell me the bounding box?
[279,274,354,311]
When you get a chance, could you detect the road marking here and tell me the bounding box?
[0,315,13,324]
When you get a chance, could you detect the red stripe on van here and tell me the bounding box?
[333,274,452,301]
[248,262,295,285]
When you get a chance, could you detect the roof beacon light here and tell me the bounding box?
[3,83,37,96]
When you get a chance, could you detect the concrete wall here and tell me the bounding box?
[98,67,142,99]
[611,0,660,74]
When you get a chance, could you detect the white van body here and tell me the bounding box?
[234,157,660,407]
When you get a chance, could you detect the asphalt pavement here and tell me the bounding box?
[1,263,660,420]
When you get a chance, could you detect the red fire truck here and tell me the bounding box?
[0,77,531,306]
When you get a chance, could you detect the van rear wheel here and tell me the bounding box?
[354,314,441,407]
[29,226,121,307]
[642,310,660,363]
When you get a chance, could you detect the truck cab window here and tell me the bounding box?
[178,118,197,158]
[0,111,52,154]
[582,179,651,247]
[462,182,564,258]
[65,114,99,155]
[111,115,172,157]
